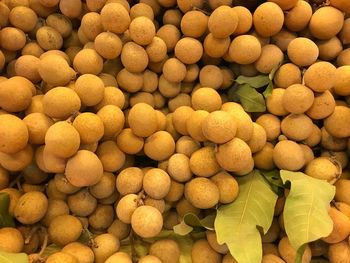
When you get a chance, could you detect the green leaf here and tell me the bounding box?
[235,84,266,112]
[173,213,215,236]
[260,170,285,196]
[268,62,282,80]
[280,170,335,260]
[235,75,270,88]
[0,250,28,263]
[215,170,278,263]
[0,193,15,227]
[263,81,274,98]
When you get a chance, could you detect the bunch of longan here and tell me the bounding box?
[0,0,349,262]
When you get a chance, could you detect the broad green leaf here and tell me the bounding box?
[0,250,28,263]
[260,170,285,196]
[215,170,278,263]
[263,81,274,98]
[173,213,215,235]
[236,84,266,112]
[235,75,270,88]
[0,193,15,227]
[281,170,335,261]
[227,83,240,102]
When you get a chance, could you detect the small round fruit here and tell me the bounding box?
[174,37,203,64]
[303,61,336,93]
[65,150,103,187]
[131,205,163,238]
[14,191,48,224]
[128,103,158,137]
[129,16,155,46]
[253,2,284,37]
[46,252,78,263]
[116,194,138,224]
[116,167,143,195]
[191,239,222,263]
[105,252,132,263]
[273,140,305,171]
[322,207,350,244]
[190,146,221,177]
[74,74,105,106]
[281,114,313,141]
[0,114,28,154]
[62,242,94,263]
[208,6,238,38]
[202,111,236,144]
[144,131,175,161]
[185,177,219,209]
[192,87,222,112]
[92,233,120,263]
[100,3,130,34]
[73,113,104,144]
[324,106,350,138]
[305,157,340,184]
[143,168,171,199]
[48,215,83,247]
[278,237,311,263]
[334,66,350,96]
[0,227,24,253]
[211,171,239,204]
[149,239,180,263]
[229,35,261,65]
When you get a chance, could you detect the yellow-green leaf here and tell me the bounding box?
[281,170,335,262]
[215,170,278,263]
[235,75,270,88]
[236,84,266,112]
[0,250,28,263]
[173,213,215,235]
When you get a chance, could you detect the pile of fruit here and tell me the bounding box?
[0,0,349,262]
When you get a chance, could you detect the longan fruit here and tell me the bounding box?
[278,237,311,263]
[254,44,283,74]
[88,172,115,199]
[168,93,191,112]
[191,87,222,112]
[98,73,118,87]
[204,33,230,59]
[14,190,48,224]
[303,124,322,147]
[48,214,82,246]
[208,6,238,38]
[321,127,347,152]
[58,0,81,18]
[121,41,149,73]
[149,239,180,263]
[92,233,120,263]
[41,199,69,227]
[175,135,200,157]
[131,205,163,238]
[43,87,81,120]
[340,18,350,45]
[141,70,158,93]
[0,227,24,253]
[247,123,267,153]
[129,3,153,20]
[144,197,165,213]
[253,2,284,37]
[144,131,175,161]
[117,69,143,93]
[174,37,203,64]
[96,140,125,172]
[231,6,252,35]
[9,6,37,32]
[66,188,96,217]
[222,254,237,263]
[80,12,103,41]
[0,144,33,171]
[73,48,103,75]
[273,140,305,171]
[146,36,167,63]
[22,113,53,145]
[14,55,41,83]
[305,157,340,183]
[45,121,80,159]
[199,65,224,90]
[72,113,104,144]
[309,6,344,40]
[206,230,228,254]
[104,252,132,263]
[0,2,10,27]
[317,37,343,62]
[281,114,313,141]
[304,61,336,93]
[271,29,297,52]
[162,58,186,84]
[273,63,301,88]
[116,128,144,155]
[176,197,200,218]
[129,16,155,46]
[215,138,252,172]
[39,55,76,86]
[116,194,138,224]
[0,27,26,51]
[322,207,350,244]
[128,103,158,137]
[211,171,239,204]
[284,1,312,32]
[45,13,72,38]
[282,84,314,114]
[171,106,193,135]
[65,150,103,187]
[266,88,288,116]
[0,77,33,113]
[74,74,104,106]
[97,105,125,138]
[324,106,350,138]
[45,252,78,263]
[256,114,281,142]
[192,239,222,263]
[201,111,236,144]
[322,151,348,169]
[0,114,28,154]
[190,146,221,177]
[108,219,131,241]
[229,35,261,64]
[36,26,63,51]
[306,90,335,120]
[94,32,122,60]
[139,255,162,263]
[116,167,143,195]
[62,242,94,263]
[337,48,350,66]
[334,66,350,96]
[186,110,209,142]
[167,153,192,183]
[181,11,207,38]
[287,37,319,67]
[89,204,114,230]
[143,168,171,199]
[328,241,350,263]
[165,179,184,202]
